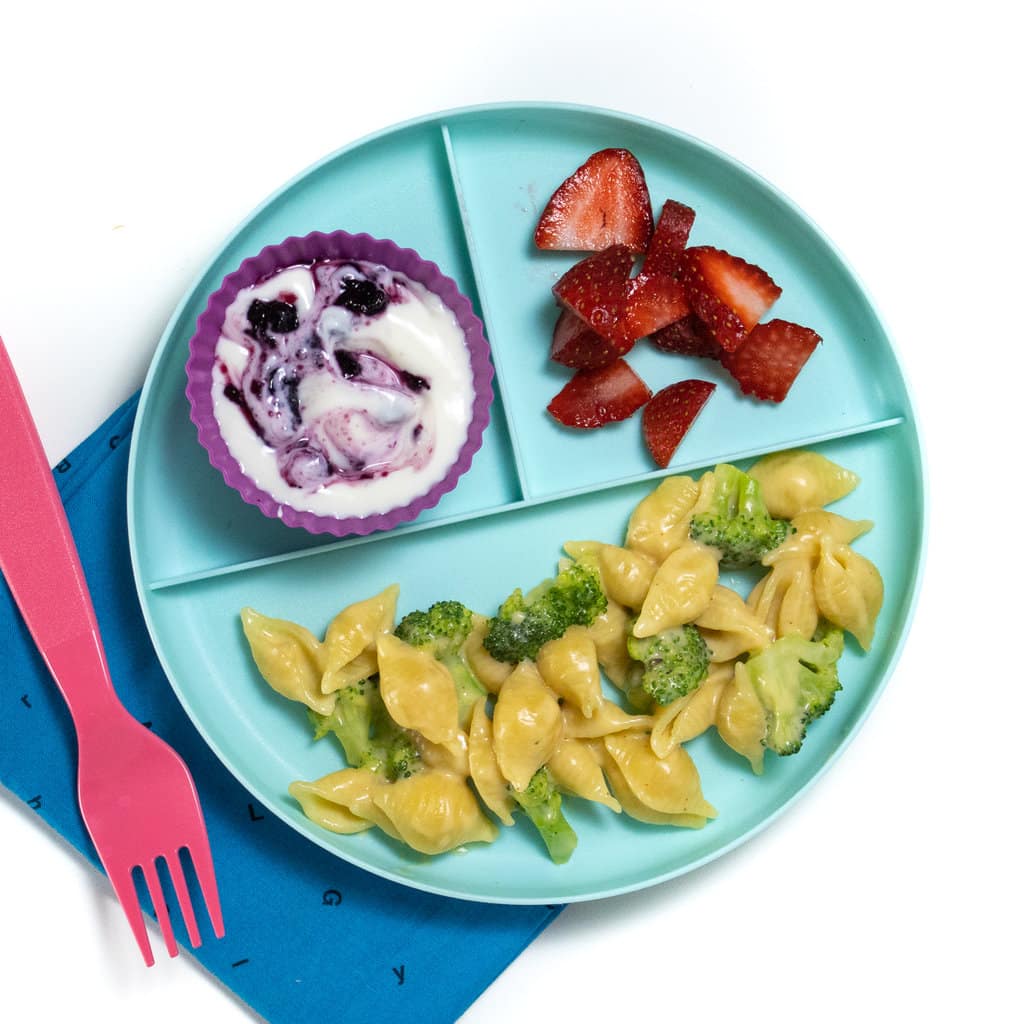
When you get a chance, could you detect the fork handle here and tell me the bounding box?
[0,338,118,722]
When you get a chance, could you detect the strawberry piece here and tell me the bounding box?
[550,309,633,370]
[650,315,721,359]
[547,359,652,429]
[642,379,716,467]
[552,245,634,340]
[681,246,782,352]
[721,319,821,402]
[619,272,691,342]
[535,149,654,254]
[643,200,696,278]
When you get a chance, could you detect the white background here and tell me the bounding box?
[1,1,1020,1021]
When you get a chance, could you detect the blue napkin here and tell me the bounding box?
[0,395,560,1024]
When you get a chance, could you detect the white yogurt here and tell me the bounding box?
[211,261,475,520]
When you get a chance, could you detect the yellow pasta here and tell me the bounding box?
[650,663,733,757]
[321,584,399,694]
[634,539,719,637]
[603,757,711,828]
[561,698,652,740]
[747,554,818,641]
[765,509,873,566]
[536,625,602,718]
[715,662,767,775]
[371,770,499,855]
[814,537,884,650]
[546,738,621,812]
[245,443,886,864]
[288,768,395,837]
[564,540,658,610]
[464,617,514,694]
[467,698,516,826]
[695,585,774,662]
[748,449,860,518]
[604,731,715,817]
[240,607,335,716]
[492,662,563,791]
[376,633,459,746]
[585,598,634,689]
[625,474,711,563]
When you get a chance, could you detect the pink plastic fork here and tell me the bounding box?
[0,338,225,966]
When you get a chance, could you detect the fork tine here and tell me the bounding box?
[141,861,179,959]
[185,835,226,938]
[166,850,201,948]
[108,866,155,968]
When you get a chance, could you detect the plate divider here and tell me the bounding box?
[145,412,905,592]
[439,123,533,500]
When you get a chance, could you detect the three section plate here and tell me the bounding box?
[128,103,924,903]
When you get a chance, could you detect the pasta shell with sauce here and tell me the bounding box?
[536,625,603,718]
[814,537,885,650]
[546,738,621,812]
[650,662,733,757]
[240,607,334,716]
[372,770,499,855]
[748,449,860,519]
[321,584,399,694]
[376,633,460,746]
[603,730,715,817]
[634,540,720,637]
[492,661,563,792]
[468,698,515,826]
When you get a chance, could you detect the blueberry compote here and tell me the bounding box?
[212,260,474,519]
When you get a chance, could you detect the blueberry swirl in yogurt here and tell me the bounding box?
[212,260,475,519]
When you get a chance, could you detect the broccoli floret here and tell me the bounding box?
[395,600,487,724]
[510,767,578,864]
[626,624,710,706]
[744,625,844,756]
[308,677,422,781]
[483,562,607,663]
[689,464,794,568]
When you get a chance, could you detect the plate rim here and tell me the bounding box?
[126,100,929,904]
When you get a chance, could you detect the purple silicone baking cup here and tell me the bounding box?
[184,230,494,538]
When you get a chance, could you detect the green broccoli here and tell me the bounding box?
[510,767,578,865]
[626,624,710,706]
[308,677,422,781]
[483,561,607,664]
[744,625,844,756]
[394,600,487,724]
[689,463,794,568]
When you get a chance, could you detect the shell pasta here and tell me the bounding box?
[240,447,883,862]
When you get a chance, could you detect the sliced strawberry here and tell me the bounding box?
[721,319,821,402]
[618,272,691,342]
[642,379,716,468]
[681,246,782,352]
[650,315,722,359]
[535,149,654,254]
[547,359,652,429]
[550,309,633,370]
[552,245,634,340]
[643,200,696,278]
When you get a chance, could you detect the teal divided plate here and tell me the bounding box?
[127,102,925,903]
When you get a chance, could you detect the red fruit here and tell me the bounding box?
[619,272,691,342]
[547,359,652,429]
[550,309,633,370]
[721,319,821,402]
[643,200,696,278]
[681,246,782,352]
[552,245,634,340]
[535,148,654,254]
[642,380,716,468]
[650,315,721,359]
